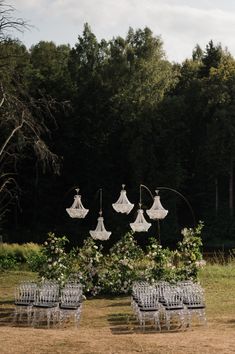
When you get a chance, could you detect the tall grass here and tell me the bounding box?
[0,242,42,267]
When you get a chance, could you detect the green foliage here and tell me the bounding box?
[2,15,235,251]
[0,242,42,271]
[39,232,71,285]
[98,232,144,295]
[26,251,46,272]
[71,237,103,296]
[146,238,177,282]
[68,227,205,295]
[176,221,204,280]
[1,225,203,294]
[0,255,18,271]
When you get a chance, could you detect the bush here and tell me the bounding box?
[70,237,103,296]
[0,255,18,271]
[26,251,46,272]
[99,232,144,295]
[38,232,71,285]
[146,238,178,282]
[11,223,204,295]
[0,242,42,271]
[176,221,205,280]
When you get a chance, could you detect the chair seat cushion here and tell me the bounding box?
[187,305,205,309]
[33,303,57,308]
[15,302,32,306]
[139,307,158,312]
[165,306,184,310]
[59,304,80,310]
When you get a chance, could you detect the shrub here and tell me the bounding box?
[68,226,205,295]
[39,232,71,285]
[71,237,103,296]
[99,232,144,294]
[176,221,205,280]
[0,255,18,271]
[0,242,42,271]
[26,251,46,272]
[146,238,178,282]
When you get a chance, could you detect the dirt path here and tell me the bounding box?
[0,297,235,354]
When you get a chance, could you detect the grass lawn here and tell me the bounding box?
[0,265,235,353]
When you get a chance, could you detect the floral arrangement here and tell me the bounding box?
[39,232,71,285]
[34,223,206,294]
[98,232,144,295]
[176,221,205,280]
[71,237,103,296]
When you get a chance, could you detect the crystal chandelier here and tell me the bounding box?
[66,188,89,218]
[112,184,134,214]
[130,207,151,232]
[89,189,111,241]
[129,184,151,232]
[146,190,168,220]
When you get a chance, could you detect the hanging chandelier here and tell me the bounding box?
[89,189,111,241]
[129,185,151,232]
[146,190,168,220]
[130,207,151,232]
[66,188,89,218]
[112,184,134,214]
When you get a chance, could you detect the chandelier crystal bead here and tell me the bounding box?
[146,190,168,220]
[130,208,151,232]
[112,185,134,214]
[66,189,89,219]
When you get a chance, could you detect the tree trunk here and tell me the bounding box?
[215,177,218,216]
[229,158,233,218]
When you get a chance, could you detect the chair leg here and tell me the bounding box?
[154,312,161,331]
[165,312,170,331]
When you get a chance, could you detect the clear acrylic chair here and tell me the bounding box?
[57,287,82,328]
[184,287,206,327]
[13,282,37,325]
[163,288,187,331]
[32,284,59,328]
[136,288,161,331]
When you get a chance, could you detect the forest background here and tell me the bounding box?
[1,1,235,251]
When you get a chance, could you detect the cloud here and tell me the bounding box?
[12,0,46,10]
[9,0,235,62]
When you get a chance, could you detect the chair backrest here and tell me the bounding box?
[36,285,59,304]
[60,288,82,306]
[164,288,184,307]
[15,282,37,304]
[138,291,159,309]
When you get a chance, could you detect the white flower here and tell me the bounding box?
[195,259,206,268]
[181,228,188,236]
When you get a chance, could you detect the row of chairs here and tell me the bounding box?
[14,280,83,328]
[131,281,206,331]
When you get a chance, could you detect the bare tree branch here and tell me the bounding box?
[0,114,25,157]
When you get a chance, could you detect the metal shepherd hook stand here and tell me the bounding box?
[139,184,196,244]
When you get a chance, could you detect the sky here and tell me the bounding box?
[9,0,235,63]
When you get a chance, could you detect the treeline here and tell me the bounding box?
[1,20,235,249]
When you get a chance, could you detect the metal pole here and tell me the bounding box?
[156,186,196,227]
